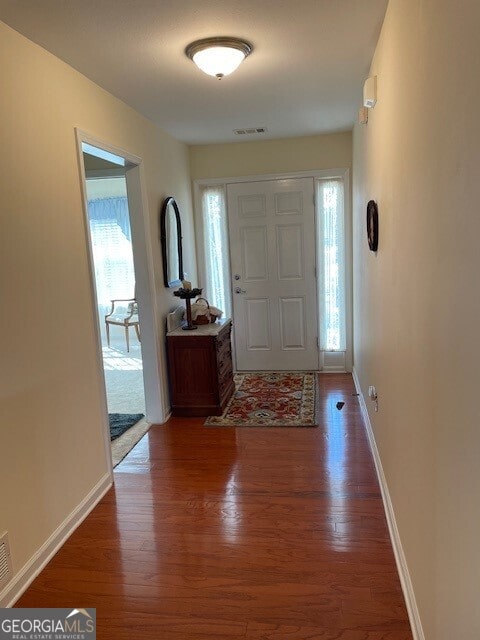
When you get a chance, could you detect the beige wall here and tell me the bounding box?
[0,20,196,593]
[189,131,352,180]
[352,1,480,638]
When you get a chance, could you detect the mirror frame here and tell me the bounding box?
[160,196,184,287]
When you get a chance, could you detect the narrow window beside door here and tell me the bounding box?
[316,178,346,352]
[200,186,231,317]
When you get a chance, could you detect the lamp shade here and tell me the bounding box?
[186,37,252,79]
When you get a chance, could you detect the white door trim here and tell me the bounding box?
[194,168,352,372]
[74,129,167,478]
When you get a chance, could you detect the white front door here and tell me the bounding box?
[227,178,318,371]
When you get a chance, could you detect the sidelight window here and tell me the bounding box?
[316,178,346,351]
[200,185,232,317]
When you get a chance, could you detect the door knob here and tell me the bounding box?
[234,286,246,294]
[234,274,241,280]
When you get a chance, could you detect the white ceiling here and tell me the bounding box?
[0,0,388,145]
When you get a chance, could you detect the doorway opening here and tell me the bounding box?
[82,146,147,463]
[76,132,167,472]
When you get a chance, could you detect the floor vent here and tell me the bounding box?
[0,532,13,591]
[234,127,267,135]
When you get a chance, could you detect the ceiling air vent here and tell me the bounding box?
[234,127,267,135]
[0,532,13,590]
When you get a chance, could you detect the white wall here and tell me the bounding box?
[0,20,196,600]
[352,1,480,638]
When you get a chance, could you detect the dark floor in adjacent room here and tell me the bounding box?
[16,374,413,639]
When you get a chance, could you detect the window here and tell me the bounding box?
[317,178,346,351]
[200,185,231,317]
[86,179,135,314]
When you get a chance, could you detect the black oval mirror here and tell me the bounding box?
[160,196,184,287]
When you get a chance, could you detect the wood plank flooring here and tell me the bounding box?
[16,374,413,639]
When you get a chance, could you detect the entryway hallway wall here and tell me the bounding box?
[0,20,197,604]
[352,0,480,637]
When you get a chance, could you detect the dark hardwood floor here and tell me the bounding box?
[16,374,413,639]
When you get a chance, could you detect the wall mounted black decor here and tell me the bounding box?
[367,200,379,251]
[160,196,184,287]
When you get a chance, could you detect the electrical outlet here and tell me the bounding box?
[368,386,378,412]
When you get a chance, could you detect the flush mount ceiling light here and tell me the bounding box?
[185,37,253,79]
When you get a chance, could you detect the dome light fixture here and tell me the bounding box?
[185,37,253,79]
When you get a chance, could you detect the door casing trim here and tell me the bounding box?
[75,128,168,478]
[193,168,352,372]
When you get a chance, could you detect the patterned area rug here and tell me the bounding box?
[205,372,318,427]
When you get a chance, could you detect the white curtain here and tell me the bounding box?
[200,185,231,318]
[317,179,346,351]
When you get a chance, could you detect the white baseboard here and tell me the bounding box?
[0,472,113,608]
[352,368,425,640]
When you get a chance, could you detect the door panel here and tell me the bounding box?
[274,190,303,215]
[276,224,304,280]
[238,194,266,218]
[245,298,271,350]
[228,178,318,371]
[279,297,307,350]
[241,226,268,280]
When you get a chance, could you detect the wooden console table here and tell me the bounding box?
[166,319,234,417]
